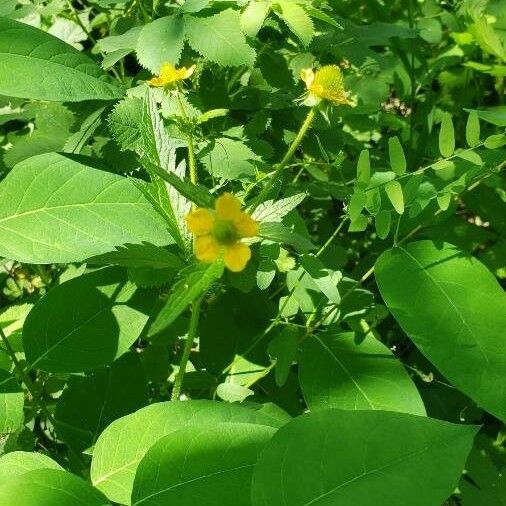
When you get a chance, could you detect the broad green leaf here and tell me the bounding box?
[149,261,224,336]
[251,409,478,506]
[385,180,404,214]
[216,383,254,403]
[91,400,285,505]
[356,149,370,185]
[0,152,172,264]
[185,9,256,67]
[0,18,121,102]
[23,268,152,373]
[200,137,260,180]
[251,193,305,223]
[388,136,407,175]
[258,222,316,252]
[466,110,481,147]
[375,241,506,422]
[55,352,149,451]
[0,468,111,506]
[136,16,186,73]
[274,1,314,47]
[179,0,210,12]
[0,369,24,434]
[0,452,62,485]
[241,1,270,38]
[439,112,455,157]
[299,332,426,415]
[348,214,369,232]
[132,423,275,506]
[375,209,391,239]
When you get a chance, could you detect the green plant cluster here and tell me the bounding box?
[0,0,504,505]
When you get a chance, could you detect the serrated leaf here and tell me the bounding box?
[299,332,426,415]
[96,26,142,53]
[275,1,314,47]
[466,110,481,147]
[439,112,455,157]
[385,180,404,214]
[108,97,145,153]
[241,1,270,38]
[0,18,121,102]
[149,261,224,336]
[185,9,256,67]
[251,409,478,506]
[252,193,305,223]
[0,152,172,264]
[23,268,153,373]
[375,241,506,422]
[136,16,186,73]
[388,136,406,175]
[300,254,340,304]
[200,137,260,180]
[91,400,284,505]
[258,222,316,252]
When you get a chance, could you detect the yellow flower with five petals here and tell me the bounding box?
[300,65,354,107]
[147,63,196,88]
[185,193,258,272]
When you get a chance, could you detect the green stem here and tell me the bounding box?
[176,93,198,187]
[249,107,317,211]
[171,298,202,401]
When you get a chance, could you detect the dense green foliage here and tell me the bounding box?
[0,0,504,505]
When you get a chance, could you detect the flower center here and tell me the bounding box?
[213,219,239,245]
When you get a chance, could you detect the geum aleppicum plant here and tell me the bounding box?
[146,61,354,400]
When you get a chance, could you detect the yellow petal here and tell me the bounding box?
[146,76,165,87]
[234,213,258,238]
[185,208,215,236]
[215,193,242,220]
[159,63,178,82]
[195,235,221,263]
[300,68,315,89]
[223,242,252,272]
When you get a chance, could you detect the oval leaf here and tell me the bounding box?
[385,180,405,214]
[251,409,478,506]
[0,18,121,102]
[132,423,275,506]
[439,112,455,157]
[0,153,172,264]
[0,468,110,506]
[0,451,63,486]
[388,136,407,175]
[299,332,426,415]
[375,241,506,422]
[23,268,152,373]
[91,400,285,505]
[466,110,480,147]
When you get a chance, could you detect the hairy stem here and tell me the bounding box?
[171,298,202,400]
[249,106,317,210]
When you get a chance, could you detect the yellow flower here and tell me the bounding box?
[185,193,259,272]
[300,65,353,106]
[147,63,196,88]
